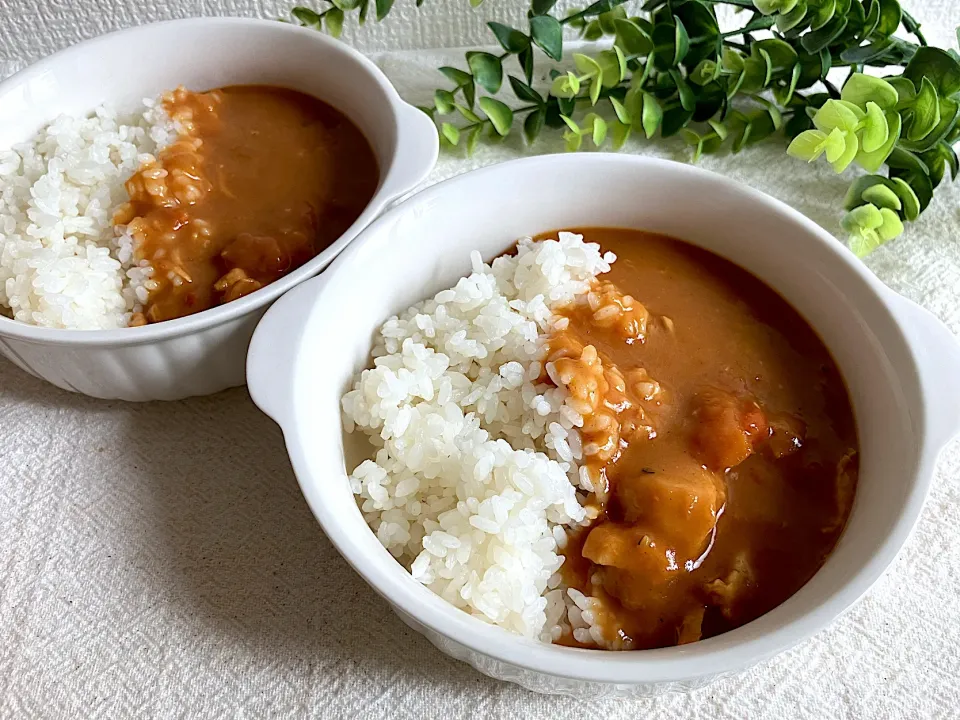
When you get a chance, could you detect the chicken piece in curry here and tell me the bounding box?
[544,229,858,650]
[116,85,378,325]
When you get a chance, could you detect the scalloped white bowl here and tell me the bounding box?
[0,18,437,400]
[247,154,960,696]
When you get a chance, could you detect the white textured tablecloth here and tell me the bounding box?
[2,2,960,717]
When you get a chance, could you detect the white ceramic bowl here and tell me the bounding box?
[247,154,960,697]
[0,18,437,401]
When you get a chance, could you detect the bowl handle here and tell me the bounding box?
[890,293,960,449]
[378,102,439,205]
[247,275,329,426]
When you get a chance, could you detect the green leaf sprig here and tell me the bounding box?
[783,67,958,254]
[291,0,960,257]
[290,0,455,38]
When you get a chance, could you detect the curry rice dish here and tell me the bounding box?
[0,85,378,329]
[343,229,858,650]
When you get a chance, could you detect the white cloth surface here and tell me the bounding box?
[2,2,960,718]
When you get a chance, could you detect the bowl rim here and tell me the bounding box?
[269,153,938,685]
[0,16,426,346]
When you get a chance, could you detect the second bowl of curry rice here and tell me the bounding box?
[0,17,438,399]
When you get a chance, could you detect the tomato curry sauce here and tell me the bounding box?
[543,228,858,650]
[117,85,378,324]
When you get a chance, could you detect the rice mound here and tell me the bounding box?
[342,233,616,639]
[0,101,174,329]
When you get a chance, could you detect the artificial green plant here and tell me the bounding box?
[291,0,960,256]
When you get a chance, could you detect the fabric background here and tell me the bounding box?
[2,1,959,718]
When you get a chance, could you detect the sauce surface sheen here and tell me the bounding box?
[544,228,858,649]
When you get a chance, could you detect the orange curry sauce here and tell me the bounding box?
[116,86,378,324]
[543,229,858,650]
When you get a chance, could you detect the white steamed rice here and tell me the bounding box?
[342,233,618,641]
[0,99,175,329]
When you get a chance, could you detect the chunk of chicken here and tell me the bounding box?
[213,267,262,302]
[690,389,769,471]
[581,523,679,582]
[703,552,753,619]
[767,412,805,459]
[613,448,725,556]
[823,449,857,533]
[220,233,291,279]
[677,605,706,645]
